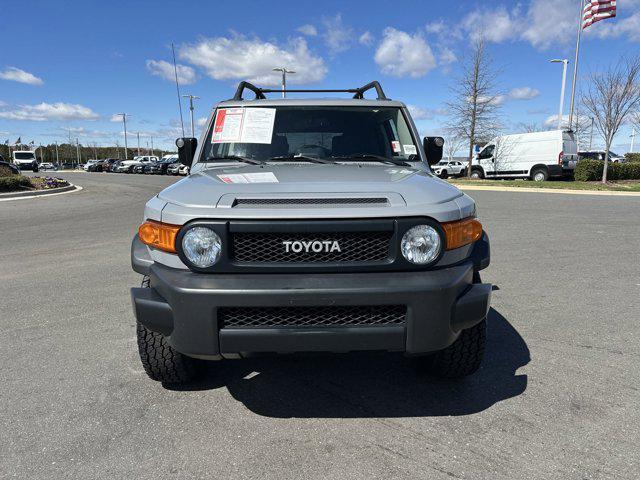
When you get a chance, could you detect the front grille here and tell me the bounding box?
[231,231,392,263]
[233,197,389,208]
[219,305,407,328]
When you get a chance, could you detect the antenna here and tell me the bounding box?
[172,42,185,137]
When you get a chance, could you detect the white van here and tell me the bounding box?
[469,130,578,181]
[12,150,39,172]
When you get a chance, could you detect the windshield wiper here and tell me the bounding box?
[267,154,335,164]
[331,154,411,166]
[204,155,265,165]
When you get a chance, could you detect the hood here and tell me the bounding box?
[157,163,463,209]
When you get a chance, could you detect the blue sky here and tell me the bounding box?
[1,0,639,152]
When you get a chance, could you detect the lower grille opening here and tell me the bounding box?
[219,305,407,329]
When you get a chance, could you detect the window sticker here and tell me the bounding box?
[391,140,401,153]
[212,108,244,143]
[217,172,278,183]
[212,108,276,144]
[403,144,417,155]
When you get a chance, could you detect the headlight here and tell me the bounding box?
[181,227,222,268]
[401,225,441,265]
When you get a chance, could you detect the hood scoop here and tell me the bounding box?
[217,193,406,209]
[232,197,390,209]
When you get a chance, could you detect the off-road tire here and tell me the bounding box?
[439,169,448,179]
[136,276,201,384]
[420,270,486,378]
[425,319,486,378]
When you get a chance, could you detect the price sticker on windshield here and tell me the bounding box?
[212,108,276,144]
[391,141,401,153]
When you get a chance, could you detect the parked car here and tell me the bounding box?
[578,150,626,163]
[39,162,57,171]
[113,161,132,173]
[119,155,158,172]
[12,151,39,172]
[130,79,492,385]
[466,130,578,181]
[433,160,465,178]
[0,160,21,175]
[133,164,146,174]
[83,159,100,171]
[178,164,190,175]
[87,159,110,172]
[101,158,119,172]
[145,157,176,174]
[167,162,182,175]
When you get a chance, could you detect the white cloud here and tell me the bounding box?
[0,67,43,85]
[407,105,429,120]
[359,31,374,47]
[146,59,197,85]
[63,126,113,138]
[544,114,569,128]
[587,9,640,42]
[297,24,317,36]
[374,28,436,78]
[322,14,353,54]
[0,102,99,121]
[521,0,575,49]
[509,87,540,100]
[461,7,520,43]
[179,35,327,86]
[425,20,446,35]
[110,114,124,123]
[197,117,208,127]
[439,47,457,66]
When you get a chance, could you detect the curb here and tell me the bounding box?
[453,184,640,197]
[0,184,82,201]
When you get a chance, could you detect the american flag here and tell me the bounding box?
[582,0,617,29]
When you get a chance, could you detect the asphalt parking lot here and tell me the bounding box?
[1,172,639,479]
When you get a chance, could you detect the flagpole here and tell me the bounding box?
[568,0,584,132]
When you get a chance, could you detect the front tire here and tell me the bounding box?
[418,271,487,378]
[470,168,484,179]
[136,276,201,384]
[424,319,486,378]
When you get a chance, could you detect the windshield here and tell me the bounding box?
[200,106,419,163]
[14,152,36,160]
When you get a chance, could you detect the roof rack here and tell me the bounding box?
[231,80,388,101]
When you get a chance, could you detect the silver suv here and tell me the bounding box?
[131,81,491,384]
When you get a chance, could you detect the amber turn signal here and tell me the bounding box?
[442,217,483,250]
[138,220,181,253]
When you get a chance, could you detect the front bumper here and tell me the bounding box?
[131,236,491,359]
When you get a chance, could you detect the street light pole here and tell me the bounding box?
[55,141,59,167]
[75,138,80,167]
[137,132,140,156]
[181,94,200,137]
[631,127,636,153]
[114,113,130,159]
[550,59,569,130]
[589,117,594,150]
[272,67,296,98]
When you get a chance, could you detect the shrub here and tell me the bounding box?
[575,159,640,181]
[0,175,31,192]
[0,165,16,177]
[625,153,640,163]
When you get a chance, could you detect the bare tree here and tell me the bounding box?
[582,58,640,182]
[446,40,502,178]
[517,122,543,133]
[443,130,466,161]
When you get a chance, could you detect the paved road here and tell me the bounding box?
[1,172,639,479]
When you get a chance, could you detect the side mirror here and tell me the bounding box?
[423,136,444,165]
[176,137,197,167]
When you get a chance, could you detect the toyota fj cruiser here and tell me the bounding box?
[131,81,491,384]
